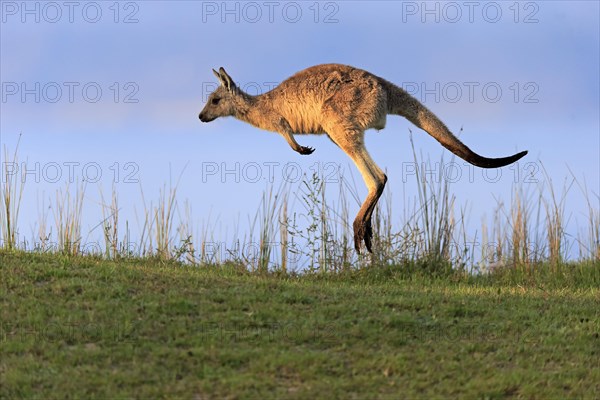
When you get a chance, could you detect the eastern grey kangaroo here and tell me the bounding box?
[199,64,527,253]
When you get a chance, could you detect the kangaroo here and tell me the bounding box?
[199,64,528,254]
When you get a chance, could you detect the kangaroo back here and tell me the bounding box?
[381,80,527,168]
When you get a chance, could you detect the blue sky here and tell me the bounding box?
[1,1,599,264]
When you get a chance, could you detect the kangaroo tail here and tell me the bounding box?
[383,81,527,168]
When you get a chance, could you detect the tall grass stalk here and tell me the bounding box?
[490,180,541,270]
[198,212,217,264]
[175,200,196,264]
[53,181,86,256]
[34,195,51,252]
[134,168,185,260]
[571,170,600,262]
[318,175,330,272]
[135,183,155,257]
[510,187,530,266]
[248,181,286,272]
[290,172,329,272]
[540,164,573,266]
[332,170,357,270]
[1,136,25,251]
[410,133,455,266]
[279,193,289,273]
[453,205,474,272]
[154,181,179,260]
[99,184,120,259]
[372,184,402,265]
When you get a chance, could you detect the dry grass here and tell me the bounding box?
[1,136,25,251]
[52,181,86,256]
[571,170,600,262]
[1,141,598,271]
[99,184,120,259]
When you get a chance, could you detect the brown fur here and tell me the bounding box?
[199,64,528,253]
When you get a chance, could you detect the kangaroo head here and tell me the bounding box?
[199,67,240,123]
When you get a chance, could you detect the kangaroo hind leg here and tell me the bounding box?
[327,128,387,253]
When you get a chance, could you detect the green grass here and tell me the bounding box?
[2,251,598,399]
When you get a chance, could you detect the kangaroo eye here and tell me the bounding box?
[211,97,221,105]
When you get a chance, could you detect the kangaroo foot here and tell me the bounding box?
[353,218,373,254]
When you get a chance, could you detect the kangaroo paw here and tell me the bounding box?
[298,146,315,155]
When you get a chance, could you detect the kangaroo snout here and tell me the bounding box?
[199,112,217,123]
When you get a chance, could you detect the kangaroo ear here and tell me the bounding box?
[217,67,235,92]
[213,68,229,90]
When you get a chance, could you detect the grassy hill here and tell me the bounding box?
[1,252,598,398]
